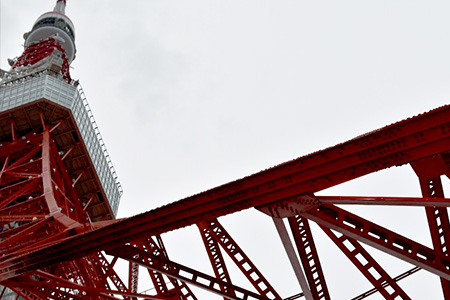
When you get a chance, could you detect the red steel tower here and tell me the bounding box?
[0,1,122,298]
[2,1,450,299]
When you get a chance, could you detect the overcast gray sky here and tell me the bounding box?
[2,0,450,299]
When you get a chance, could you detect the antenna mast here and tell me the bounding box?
[54,0,67,14]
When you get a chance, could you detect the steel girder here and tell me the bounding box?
[319,226,411,299]
[2,105,450,298]
[288,216,330,300]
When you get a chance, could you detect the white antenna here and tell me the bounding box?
[53,0,67,14]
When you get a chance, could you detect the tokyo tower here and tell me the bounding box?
[2,1,450,299]
[0,0,122,298]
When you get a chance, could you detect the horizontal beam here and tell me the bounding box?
[318,195,450,207]
[4,105,450,279]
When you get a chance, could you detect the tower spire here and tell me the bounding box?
[1,0,77,83]
[54,0,67,14]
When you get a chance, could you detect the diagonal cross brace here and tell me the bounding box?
[301,205,450,281]
[107,245,268,300]
[320,226,411,300]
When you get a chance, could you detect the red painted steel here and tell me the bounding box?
[320,226,410,299]
[288,216,330,300]
[0,125,143,299]
[2,104,450,298]
[169,279,197,300]
[301,204,450,279]
[5,4,450,295]
[95,252,131,298]
[199,219,281,300]
[198,222,236,299]
[134,236,197,300]
[5,104,450,280]
[129,261,139,295]
[316,195,450,207]
[107,245,267,300]
[412,156,450,298]
[351,267,421,300]
[13,38,72,83]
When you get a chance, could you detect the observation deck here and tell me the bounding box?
[0,71,122,220]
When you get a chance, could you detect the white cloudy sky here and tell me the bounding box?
[2,0,450,299]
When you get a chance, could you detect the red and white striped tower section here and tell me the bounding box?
[2,1,450,299]
[0,0,123,298]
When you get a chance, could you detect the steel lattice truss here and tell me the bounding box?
[2,104,450,299]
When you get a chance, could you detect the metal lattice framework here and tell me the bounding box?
[2,1,450,298]
[1,101,450,299]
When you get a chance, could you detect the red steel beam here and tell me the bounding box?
[8,271,166,300]
[316,195,450,207]
[0,178,40,210]
[320,226,410,299]
[145,236,198,300]
[42,126,60,215]
[168,279,197,300]
[0,156,9,180]
[288,216,330,300]
[412,156,450,298]
[198,222,236,299]
[4,105,450,280]
[351,267,421,300]
[8,286,47,300]
[300,205,450,280]
[128,261,139,295]
[95,252,132,299]
[199,219,281,300]
[107,245,266,300]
